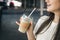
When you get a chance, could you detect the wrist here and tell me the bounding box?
[26,32,35,40]
[26,31,33,35]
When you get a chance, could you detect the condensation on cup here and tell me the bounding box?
[18,14,32,33]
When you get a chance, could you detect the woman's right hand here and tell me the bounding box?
[16,17,35,40]
[16,16,34,33]
[16,17,22,26]
[26,21,36,40]
[16,18,34,33]
[27,21,34,34]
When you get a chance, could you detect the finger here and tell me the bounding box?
[16,21,20,26]
[30,21,33,25]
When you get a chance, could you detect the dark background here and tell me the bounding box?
[0,8,41,40]
[0,1,48,40]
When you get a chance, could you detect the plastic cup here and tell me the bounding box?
[18,14,32,33]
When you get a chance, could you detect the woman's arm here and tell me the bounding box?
[27,32,36,40]
[16,20,36,40]
[26,21,36,40]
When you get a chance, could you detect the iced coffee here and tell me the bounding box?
[18,14,31,33]
[18,8,36,33]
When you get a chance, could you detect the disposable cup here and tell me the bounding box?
[18,14,32,33]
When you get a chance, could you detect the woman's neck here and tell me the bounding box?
[53,11,60,23]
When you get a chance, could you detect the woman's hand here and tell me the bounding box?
[16,18,34,33]
[16,17,22,26]
[16,17,35,40]
[27,21,34,34]
[26,21,35,40]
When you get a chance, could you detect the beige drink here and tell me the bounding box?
[18,14,31,33]
[18,8,36,33]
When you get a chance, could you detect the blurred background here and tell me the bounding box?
[0,0,49,40]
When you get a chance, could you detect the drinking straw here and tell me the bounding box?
[28,8,36,17]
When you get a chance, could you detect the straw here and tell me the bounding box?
[28,8,36,17]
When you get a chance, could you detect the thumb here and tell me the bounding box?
[16,21,20,26]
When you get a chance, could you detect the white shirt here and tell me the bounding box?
[33,16,58,40]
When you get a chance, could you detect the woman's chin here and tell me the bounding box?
[47,9,52,12]
[47,9,50,12]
